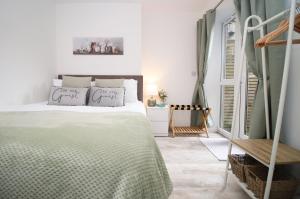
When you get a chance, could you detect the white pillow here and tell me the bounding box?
[53,79,95,87]
[123,79,138,103]
[52,79,62,87]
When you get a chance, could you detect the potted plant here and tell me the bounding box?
[158,89,168,106]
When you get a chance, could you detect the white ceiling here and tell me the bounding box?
[55,0,220,12]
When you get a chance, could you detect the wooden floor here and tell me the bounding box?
[155,133,250,199]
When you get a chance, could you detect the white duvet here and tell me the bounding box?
[0,101,146,115]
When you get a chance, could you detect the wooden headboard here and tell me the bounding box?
[58,75,143,101]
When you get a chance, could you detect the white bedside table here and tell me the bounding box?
[147,105,169,137]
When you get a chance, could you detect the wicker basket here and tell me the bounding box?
[245,166,298,199]
[228,154,259,182]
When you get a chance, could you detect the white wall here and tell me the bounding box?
[281,33,300,180]
[279,0,300,189]
[281,2,300,151]
[142,2,217,126]
[55,0,219,126]
[0,0,56,105]
[56,3,141,75]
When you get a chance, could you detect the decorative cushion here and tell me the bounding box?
[95,79,124,88]
[88,87,125,107]
[48,87,89,106]
[62,76,92,88]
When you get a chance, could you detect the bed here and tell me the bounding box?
[0,75,172,199]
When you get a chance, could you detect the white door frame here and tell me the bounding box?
[218,14,247,139]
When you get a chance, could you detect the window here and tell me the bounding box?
[245,71,258,135]
[220,16,237,133]
[219,15,258,137]
[220,85,235,132]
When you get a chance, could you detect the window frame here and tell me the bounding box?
[219,15,236,137]
[218,14,245,139]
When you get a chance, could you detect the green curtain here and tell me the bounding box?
[191,9,216,126]
[234,0,286,138]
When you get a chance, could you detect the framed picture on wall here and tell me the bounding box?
[73,37,124,55]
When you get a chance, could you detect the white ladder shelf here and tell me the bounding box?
[224,1,300,199]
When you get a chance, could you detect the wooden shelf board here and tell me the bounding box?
[173,127,206,134]
[232,139,300,165]
[229,170,258,199]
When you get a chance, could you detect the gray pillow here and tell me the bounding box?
[48,87,89,106]
[88,87,125,107]
[95,79,124,87]
[62,76,92,88]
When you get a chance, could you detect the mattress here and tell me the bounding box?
[0,101,146,115]
[0,103,172,199]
